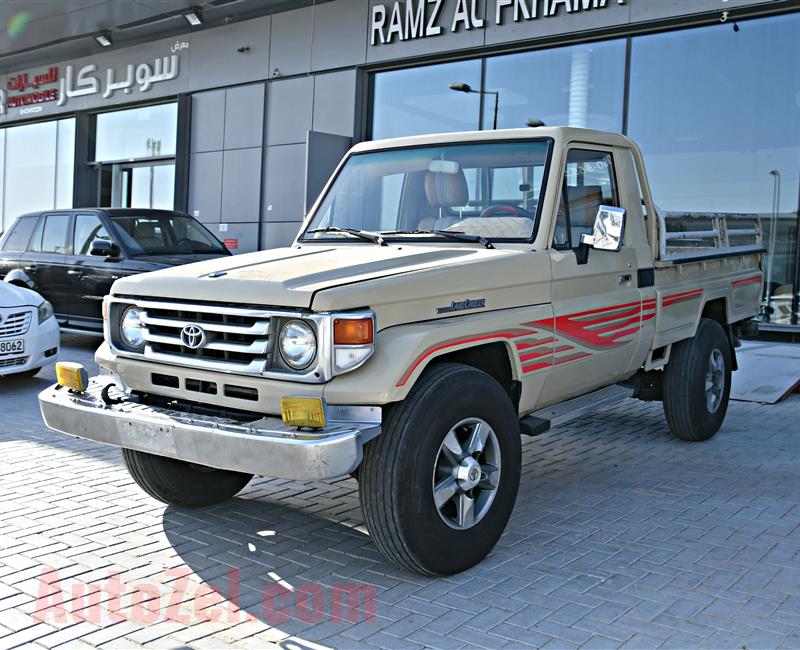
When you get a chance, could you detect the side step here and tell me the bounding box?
[519,384,634,436]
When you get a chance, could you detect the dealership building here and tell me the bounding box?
[0,0,797,327]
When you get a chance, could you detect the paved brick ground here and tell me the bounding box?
[1,333,799,649]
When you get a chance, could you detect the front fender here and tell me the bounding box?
[323,304,554,408]
[4,269,35,290]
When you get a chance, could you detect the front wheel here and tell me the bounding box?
[121,449,253,507]
[663,318,732,442]
[360,363,521,575]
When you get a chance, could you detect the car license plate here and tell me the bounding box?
[0,339,24,356]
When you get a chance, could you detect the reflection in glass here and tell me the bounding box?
[484,40,626,131]
[372,60,482,139]
[130,164,175,210]
[95,103,177,162]
[2,118,75,229]
[628,13,800,324]
[55,119,75,209]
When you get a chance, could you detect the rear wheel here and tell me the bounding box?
[121,449,252,507]
[663,318,732,441]
[360,363,521,575]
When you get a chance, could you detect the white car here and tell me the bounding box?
[0,283,59,377]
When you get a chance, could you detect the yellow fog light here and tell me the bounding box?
[56,362,89,392]
[281,396,326,429]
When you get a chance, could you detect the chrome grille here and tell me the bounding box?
[0,310,32,338]
[0,356,27,368]
[139,302,273,374]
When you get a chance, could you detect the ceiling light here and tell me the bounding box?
[94,31,112,47]
[183,8,203,26]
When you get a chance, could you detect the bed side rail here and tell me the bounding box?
[657,210,764,263]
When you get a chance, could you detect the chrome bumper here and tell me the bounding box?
[38,378,381,480]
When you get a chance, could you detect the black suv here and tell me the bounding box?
[0,209,231,332]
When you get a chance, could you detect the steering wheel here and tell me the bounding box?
[479,204,535,219]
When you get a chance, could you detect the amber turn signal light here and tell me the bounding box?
[333,318,373,345]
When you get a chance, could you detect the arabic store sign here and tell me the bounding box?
[0,43,187,117]
[371,0,626,44]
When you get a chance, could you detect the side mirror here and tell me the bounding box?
[89,239,120,259]
[580,206,626,253]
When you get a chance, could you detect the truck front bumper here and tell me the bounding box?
[38,378,381,481]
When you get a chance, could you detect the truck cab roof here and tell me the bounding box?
[350,126,639,154]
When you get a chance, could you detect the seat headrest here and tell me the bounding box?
[425,169,469,208]
[566,185,603,227]
[566,185,603,204]
[135,222,157,236]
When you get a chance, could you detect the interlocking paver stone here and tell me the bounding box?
[1,333,799,648]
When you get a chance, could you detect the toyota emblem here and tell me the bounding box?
[180,324,207,349]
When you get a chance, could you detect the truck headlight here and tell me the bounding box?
[279,320,316,369]
[120,306,145,350]
[37,300,54,324]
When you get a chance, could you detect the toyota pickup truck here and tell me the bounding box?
[40,127,763,576]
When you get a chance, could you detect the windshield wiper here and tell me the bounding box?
[382,229,495,249]
[306,226,386,246]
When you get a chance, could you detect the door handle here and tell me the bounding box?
[67,270,84,276]
[618,273,632,285]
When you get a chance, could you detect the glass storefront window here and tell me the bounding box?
[130,164,175,209]
[94,103,177,162]
[55,118,75,209]
[372,59,482,139]
[0,118,75,231]
[484,40,626,131]
[628,13,800,325]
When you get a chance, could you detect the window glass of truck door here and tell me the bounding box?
[29,214,69,254]
[303,140,551,242]
[73,214,112,256]
[554,149,619,249]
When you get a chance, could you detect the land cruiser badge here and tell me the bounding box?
[436,298,486,314]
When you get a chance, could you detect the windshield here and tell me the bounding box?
[108,214,228,256]
[302,140,551,243]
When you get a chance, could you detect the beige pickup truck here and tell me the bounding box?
[40,127,763,575]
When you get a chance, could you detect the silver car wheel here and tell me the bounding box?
[432,417,501,530]
[705,348,725,414]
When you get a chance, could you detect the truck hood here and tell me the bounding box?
[110,243,536,312]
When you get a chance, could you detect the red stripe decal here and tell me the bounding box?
[396,329,531,387]
[662,289,703,307]
[519,348,554,363]
[731,274,762,288]
[522,359,553,374]
[554,352,592,365]
[515,338,554,351]
[532,301,646,349]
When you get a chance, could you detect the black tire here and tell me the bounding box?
[663,318,732,442]
[121,449,252,507]
[360,363,521,576]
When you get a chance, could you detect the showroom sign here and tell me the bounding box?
[0,49,184,117]
[4,67,60,113]
[371,0,626,44]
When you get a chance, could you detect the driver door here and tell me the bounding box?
[539,146,643,405]
[66,213,122,322]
